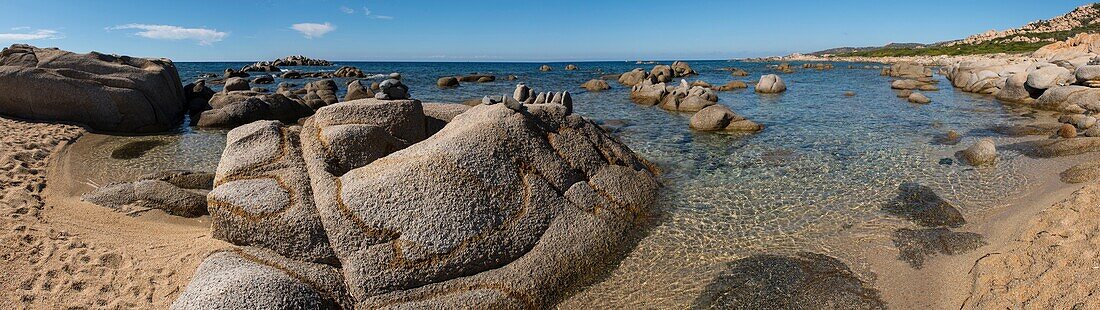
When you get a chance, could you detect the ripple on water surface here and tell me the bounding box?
[161,61,1040,307]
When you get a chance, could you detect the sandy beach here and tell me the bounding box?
[0,117,226,308]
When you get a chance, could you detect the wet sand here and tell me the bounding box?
[0,117,226,309]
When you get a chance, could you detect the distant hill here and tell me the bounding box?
[810,3,1100,57]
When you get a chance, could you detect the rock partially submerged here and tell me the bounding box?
[883,182,966,228]
[689,105,763,132]
[0,44,186,133]
[581,79,610,91]
[755,74,787,93]
[892,228,986,268]
[693,252,885,309]
[960,138,997,166]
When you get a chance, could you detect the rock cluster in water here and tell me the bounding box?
[172,89,659,308]
[883,182,986,268]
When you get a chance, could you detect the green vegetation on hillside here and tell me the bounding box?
[840,41,1050,57]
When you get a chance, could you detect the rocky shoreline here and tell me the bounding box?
[4,29,1100,308]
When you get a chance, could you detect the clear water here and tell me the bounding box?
[106,60,1039,307]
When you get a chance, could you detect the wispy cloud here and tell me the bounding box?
[363,7,372,16]
[107,24,227,45]
[290,22,335,39]
[340,6,355,14]
[362,7,393,20]
[0,28,64,41]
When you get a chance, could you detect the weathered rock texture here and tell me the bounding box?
[0,44,186,133]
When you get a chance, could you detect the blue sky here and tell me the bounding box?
[0,0,1094,61]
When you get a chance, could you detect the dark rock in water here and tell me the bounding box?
[883,182,966,228]
[692,252,886,310]
[111,140,167,159]
[271,55,331,67]
[171,247,353,310]
[224,68,249,78]
[436,76,459,88]
[251,75,274,84]
[938,158,953,165]
[892,228,985,268]
[281,71,302,79]
[375,77,409,100]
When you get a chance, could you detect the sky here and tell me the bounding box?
[0,0,1094,62]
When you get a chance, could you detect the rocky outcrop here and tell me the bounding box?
[884,62,932,79]
[618,68,651,86]
[177,91,658,308]
[0,44,186,133]
[437,76,459,88]
[375,74,410,100]
[344,80,374,101]
[171,247,353,310]
[303,79,339,108]
[197,93,313,128]
[241,62,280,72]
[333,66,365,78]
[82,170,212,218]
[907,92,931,104]
[689,105,763,132]
[271,55,332,67]
[539,64,552,71]
[209,120,338,263]
[565,64,578,70]
[671,61,696,76]
[457,74,495,83]
[581,79,610,91]
[713,81,748,91]
[755,74,787,93]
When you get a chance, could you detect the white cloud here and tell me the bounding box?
[0,29,64,41]
[372,15,394,20]
[363,7,371,16]
[340,6,355,14]
[290,22,335,39]
[108,24,227,45]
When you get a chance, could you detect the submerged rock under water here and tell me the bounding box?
[692,252,885,310]
[883,182,966,228]
[892,227,986,269]
[110,140,168,159]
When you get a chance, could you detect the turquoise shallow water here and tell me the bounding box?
[92,60,1039,307]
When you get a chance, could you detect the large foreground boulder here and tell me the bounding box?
[208,121,338,263]
[299,102,658,307]
[0,44,186,132]
[171,247,353,310]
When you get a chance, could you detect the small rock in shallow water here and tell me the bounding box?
[883,182,966,228]
[692,252,885,309]
[932,130,961,145]
[938,158,953,165]
[892,228,985,269]
[960,138,996,166]
[111,140,167,159]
